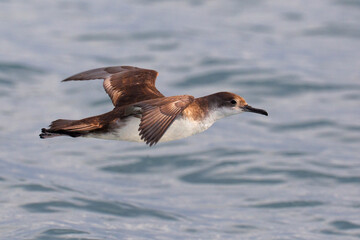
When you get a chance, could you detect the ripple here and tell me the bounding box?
[209,148,261,157]
[59,151,86,156]
[277,151,308,157]
[331,220,360,230]
[22,198,178,220]
[0,77,13,86]
[246,167,360,183]
[180,173,282,185]
[52,184,78,193]
[76,31,175,42]
[12,183,55,192]
[93,55,154,65]
[76,33,126,42]
[103,148,260,176]
[148,42,179,51]
[102,154,203,174]
[247,24,273,33]
[282,12,303,21]
[131,31,174,40]
[35,228,96,240]
[0,62,44,74]
[251,200,324,208]
[303,23,360,39]
[270,120,337,132]
[321,221,360,238]
[233,224,257,229]
[42,228,89,235]
[344,125,360,132]
[199,57,237,66]
[343,93,360,100]
[335,0,360,8]
[340,137,360,143]
[320,229,344,236]
[234,76,360,96]
[175,68,274,87]
[180,163,284,185]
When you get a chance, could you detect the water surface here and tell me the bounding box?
[0,0,360,239]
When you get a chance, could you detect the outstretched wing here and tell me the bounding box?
[62,66,164,106]
[135,95,195,146]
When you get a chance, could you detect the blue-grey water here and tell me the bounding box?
[1,0,360,239]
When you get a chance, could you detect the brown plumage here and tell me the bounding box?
[62,66,163,106]
[40,66,268,146]
[136,95,194,146]
[41,66,195,145]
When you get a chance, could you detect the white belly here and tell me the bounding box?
[86,116,214,143]
[160,116,212,142]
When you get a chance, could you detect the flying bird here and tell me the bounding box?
[40,66,268,146]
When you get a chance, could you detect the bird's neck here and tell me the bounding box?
[182,94,225,122]
[182,97,207,121]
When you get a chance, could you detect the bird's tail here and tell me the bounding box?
[39,119,83,139]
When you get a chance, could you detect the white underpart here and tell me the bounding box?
[87,107,244,143]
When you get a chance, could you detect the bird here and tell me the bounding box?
[40,66,268,146]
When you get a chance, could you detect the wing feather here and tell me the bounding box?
[136,95,194,146]
[62,66,164,106]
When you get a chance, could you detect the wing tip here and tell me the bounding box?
[61,77,71,82]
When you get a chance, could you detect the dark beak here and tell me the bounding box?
[242,105,268,116]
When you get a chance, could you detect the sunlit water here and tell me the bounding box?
[1,0,360,239]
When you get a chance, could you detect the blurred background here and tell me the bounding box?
[0,0,360,239]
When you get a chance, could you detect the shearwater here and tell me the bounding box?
[40,66,268,146]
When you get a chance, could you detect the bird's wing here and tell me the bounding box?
[62,66,164,106]
[135,95,195,146]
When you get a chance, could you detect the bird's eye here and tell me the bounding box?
[230,100,237,105]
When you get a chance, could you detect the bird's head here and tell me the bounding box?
[209,92,268,120]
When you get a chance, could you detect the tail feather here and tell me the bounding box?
[40,128,58,138]
[39,119,89,139]
[40,112,110,139]
[49,119,78,131]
